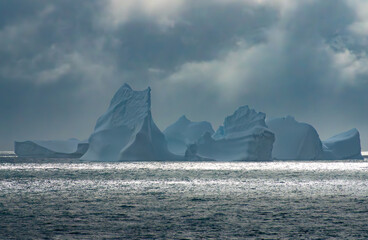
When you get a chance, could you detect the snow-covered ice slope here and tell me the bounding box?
[192,106,275,161]
[81,84,179,161]
[322,128,363,159]
[164,115,214,155]
[14,139,88,158]
[267,116,324,160]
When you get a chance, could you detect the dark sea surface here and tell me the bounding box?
[1,160,368,239]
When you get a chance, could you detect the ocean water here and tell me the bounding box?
[0,161,368,239]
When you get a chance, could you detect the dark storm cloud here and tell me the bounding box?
[152,0,368,147]
[112,2,277,72]
[0,0,368,149]
[0,0,119,148]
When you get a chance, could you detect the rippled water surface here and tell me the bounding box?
[1,161,368,239]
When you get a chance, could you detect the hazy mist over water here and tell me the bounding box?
[1,161,368,239]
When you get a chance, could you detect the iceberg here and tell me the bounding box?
[191,106,275,161]
[322,128,363,160]
[164,115,214,155]
[14,139,88,158]
[267,116,364,160]
[266,116,324,160]
[81,84,180,161]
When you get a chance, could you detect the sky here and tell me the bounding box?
[1,0,368,150]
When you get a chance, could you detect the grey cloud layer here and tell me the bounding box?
[0,0,368,150]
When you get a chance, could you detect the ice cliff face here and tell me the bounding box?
[191,106,275,161]
[14,139,88,158]
[81,84,179,161]
[164,115,214,155]
[322,128,363,160]
[267,116,324,160]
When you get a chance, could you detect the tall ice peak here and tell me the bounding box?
[109,83,151,108]
[82,83,178,161]
[178,115,190,123]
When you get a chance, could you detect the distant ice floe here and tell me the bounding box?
[0,151,16,157]
[14,139,88,158]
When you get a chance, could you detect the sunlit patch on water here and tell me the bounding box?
[1,161,368,239]
[1,160,367,171]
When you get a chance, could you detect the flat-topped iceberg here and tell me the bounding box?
[267,116,324,160]
[81,84,179,161]
[267,116,364,160]
[164,115,214,155]
[322,128,363,160]
[189,106,275,161]
[14,139,88,158]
